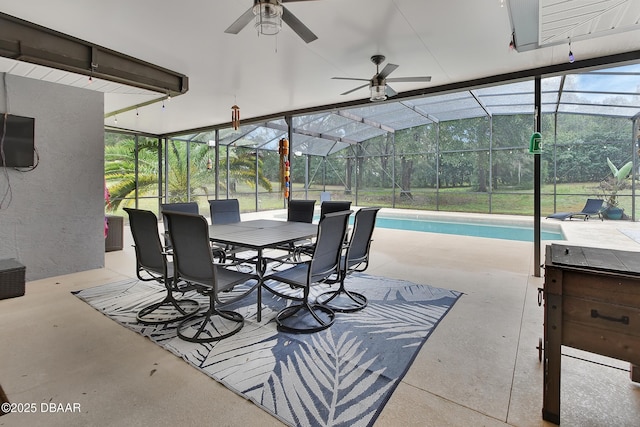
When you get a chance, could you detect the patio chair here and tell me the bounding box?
[208,198,241,224]
[161,202,226,262]
[321,201,352,240]
[546,198,605,221]
[160,202,199,248]
[294,200,352,259]
[208,198,254,261]
[274,199,316,260]
[320,200,352,218]
[262,210,352,333]
[123,208,199,325]
[317,207,380,312]
[164,211,259,343]
[287,199,316,223]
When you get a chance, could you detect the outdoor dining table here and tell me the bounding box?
[208,219,318,322]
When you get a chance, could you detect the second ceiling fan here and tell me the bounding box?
[333,55,432,101]
[225,0,318,44]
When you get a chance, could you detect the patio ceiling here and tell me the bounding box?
[0,0,640,155]
[0,0,639,143]
[175,63,640,157]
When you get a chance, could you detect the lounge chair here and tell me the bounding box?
[546,198,605,221]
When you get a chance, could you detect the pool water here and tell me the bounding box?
[373,216,564,242]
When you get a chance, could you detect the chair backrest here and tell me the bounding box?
[161,202,199,216]
[584,198,605,213]
[287,199,316,223]
[309,210,351,283]
[160,202,199,242]
[345,207,380,269]
[209,199,241,224]
[123,208,166,275]
[320,201,352,219]
[164,211,217,288]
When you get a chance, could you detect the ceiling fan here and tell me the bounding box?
[332,55,432,101]
[225,0,318,44]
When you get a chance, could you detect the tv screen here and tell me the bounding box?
[0,114,35,167]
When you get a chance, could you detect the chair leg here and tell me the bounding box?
[316,277,368,313]
[136,291,200,325]
[276,301,335,333]
[176,291,244,343]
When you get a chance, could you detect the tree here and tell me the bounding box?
[105,137,272,211]
[105,138,159,210]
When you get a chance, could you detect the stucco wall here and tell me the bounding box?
[0,74,104,281]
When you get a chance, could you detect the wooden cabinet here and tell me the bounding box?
[543,244,640,424]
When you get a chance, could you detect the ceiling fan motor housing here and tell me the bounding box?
[371,54,386,66]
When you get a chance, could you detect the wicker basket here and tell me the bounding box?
[0,259,25,300]
[105,215,124,252]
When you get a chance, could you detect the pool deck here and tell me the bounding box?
[1,208,640,426]
[375,207,640,250]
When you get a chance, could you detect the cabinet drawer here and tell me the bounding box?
[562,296,640,364]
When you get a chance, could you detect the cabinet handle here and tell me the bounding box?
[591,309,629,325]
[537,287,543,306]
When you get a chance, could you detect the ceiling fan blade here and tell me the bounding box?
[332,77,371,82]
[340,84,369,96]
[377,63,399,80]
[385,85,398,97]
[282,7,318,43]
[224,7,255,34]
[386,76,432,83]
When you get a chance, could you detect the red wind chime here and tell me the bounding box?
[231,104,240,130]
[278,138,290,199]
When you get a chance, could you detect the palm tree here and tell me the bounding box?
[105,139,159,211]
[105,138,272,211]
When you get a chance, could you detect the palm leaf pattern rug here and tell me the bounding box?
[73,273,461,427]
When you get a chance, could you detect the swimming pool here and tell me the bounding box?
[296,210,564,242]
[373,215,564,242]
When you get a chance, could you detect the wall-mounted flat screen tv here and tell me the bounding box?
[0,114,35,167]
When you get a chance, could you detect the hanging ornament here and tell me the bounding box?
[278,138,290,199]
[231,104,240,130]
[529,132,542,154]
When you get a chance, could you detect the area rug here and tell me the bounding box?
[73,273,461,427]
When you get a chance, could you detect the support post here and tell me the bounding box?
[534,76,542,278]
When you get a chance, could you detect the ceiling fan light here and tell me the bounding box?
[253,1,283,36]
[370,84,387,101]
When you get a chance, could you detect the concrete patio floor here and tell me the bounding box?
[1,209,640,426]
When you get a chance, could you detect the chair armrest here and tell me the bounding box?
[261,256,308,267]
[212,258,247,268]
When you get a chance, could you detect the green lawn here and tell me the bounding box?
[108,181,637,221]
